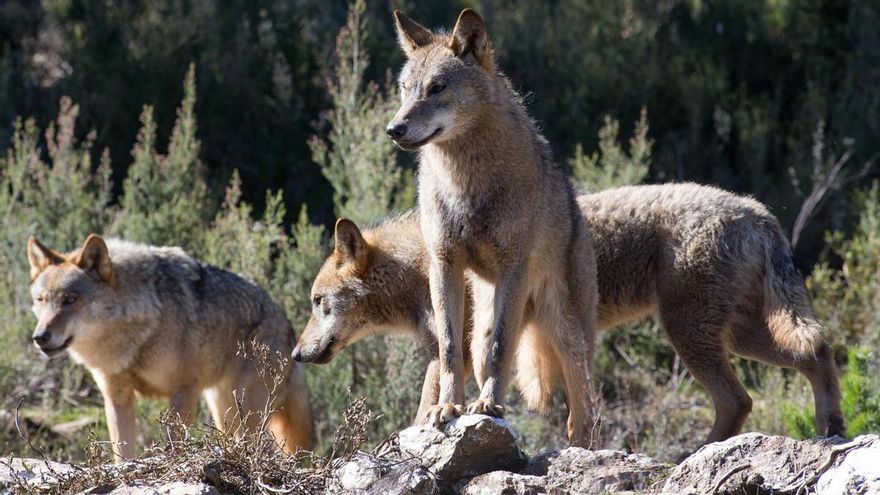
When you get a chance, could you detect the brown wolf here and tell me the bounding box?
[385,8,599,447]
[27,234,313,461]
[293,184,845,447]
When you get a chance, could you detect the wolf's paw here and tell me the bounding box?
[425,403,464,429]
[466,398,505,417]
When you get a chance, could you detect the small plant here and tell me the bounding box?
[840,347,880,436]
[782,347,880,439]
[569,107,652,190]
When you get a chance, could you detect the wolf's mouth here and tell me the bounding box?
[395,127,443,150]
[39,336,73,358]
[311,336,337,364]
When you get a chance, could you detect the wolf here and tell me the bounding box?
[384,8,600,447]
[293,183,845,447]
[27,234,314,461]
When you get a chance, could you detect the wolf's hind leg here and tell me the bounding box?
[537,278,597,448]
[169,386,199,426]
[728,315,845,438]
[167,386,199,443]
[661,305,752,444]
[271,364,314,452]
[468,274,496,389]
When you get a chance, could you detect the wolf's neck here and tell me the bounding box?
[423,89,541,191]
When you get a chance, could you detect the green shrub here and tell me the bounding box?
[840,347,880,436]
[569,107,652,191]
[113,64,212,248]
[782,347,880,439]
[303,0,425,447]
[808,182,880,348]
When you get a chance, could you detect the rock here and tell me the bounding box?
[663,432,849,494]
[817,435,880,495]
[399,414,527,489]
[104,481,220,494]
[458,471,546,494]
[525,448,670,493]
[460,448,671,494]
[0,457,76,493]
[328,452,437,495]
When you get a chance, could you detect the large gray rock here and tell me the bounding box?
[0,457,76,493]
[460,448,671,494]
[328,452,437,495]
[817,435,880,495]
[399,414,527,489]
[663,432,849,494]
[458,471,546,494]
[104,481,220,494]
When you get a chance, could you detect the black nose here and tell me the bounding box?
[291,346,302,362]
[33,330,51,346]
[385,123,407,140]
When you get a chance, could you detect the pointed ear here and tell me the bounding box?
[334,219,368,269]
[27,236,65,280]
[394,10,433,57]
[449,9,493,70]
[74,234,114,284]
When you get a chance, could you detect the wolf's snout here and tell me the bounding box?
[386,123,408,140]
[291,346,302,362]
[32,329,51,346]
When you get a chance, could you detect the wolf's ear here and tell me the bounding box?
[394,10,433,57]
[27,237,65,280]
[449,9,493,70]
[334,219,368,269]
[74,234,114,284]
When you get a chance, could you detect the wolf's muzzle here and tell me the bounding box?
[385,123,408,140]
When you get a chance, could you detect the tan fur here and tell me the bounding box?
[27,235,314,462]
[387,9,599,447]
[293,183,845,448]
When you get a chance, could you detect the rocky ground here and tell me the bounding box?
[2,415,878,494]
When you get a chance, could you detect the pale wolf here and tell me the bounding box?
[385,8,599,447]
[27,234,313,461]
[293,184,845,447]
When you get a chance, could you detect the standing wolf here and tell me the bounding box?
[386,9,599,446]
[293,184,845,448]
[27,234,313,461]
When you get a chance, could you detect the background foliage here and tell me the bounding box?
[1,0,879,462]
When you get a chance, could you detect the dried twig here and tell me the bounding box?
[712,462,750,492]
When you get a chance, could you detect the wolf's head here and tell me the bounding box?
[386,9,497,150]
[292,219,384,364]
[27,235,115,358]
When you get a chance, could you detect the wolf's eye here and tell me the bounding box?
[427,82,447,96]
[312,295,323,308]
[62,294,77,306]
[35,295,45,303]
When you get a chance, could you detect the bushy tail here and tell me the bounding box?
[514,326,561,414]
[762,222,826,357]
[269,361,314,453]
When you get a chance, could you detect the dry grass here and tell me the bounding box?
[0,342,379,494]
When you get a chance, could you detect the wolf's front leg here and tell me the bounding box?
[425,258,466,427]
[468,265,529,418]
[414,358,441,425]
[97,375,137,463]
